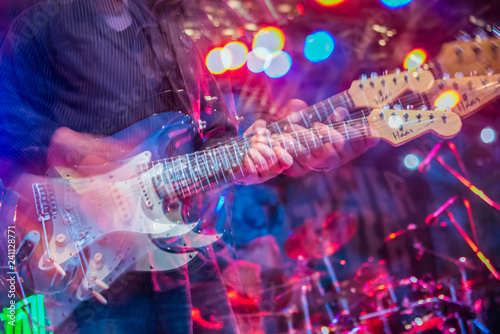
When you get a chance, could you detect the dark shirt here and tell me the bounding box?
[0,0,236,180]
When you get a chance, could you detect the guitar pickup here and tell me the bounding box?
[32,182,57,219]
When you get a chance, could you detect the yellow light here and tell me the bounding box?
[433,90,461,111]
[403,48,428,70]
[252,27,285,55]
[222,42,248,70]
[315,0,346,6]
[206,47,227,75]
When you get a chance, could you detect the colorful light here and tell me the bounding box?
[206,47,228,75]
[433,90,461,111]
[340,260,346,265]
[252,27,286,55]
[222,42,248,70]
[404,154,420,170]
[315,0,346,6]
[403,48,428,70]
[247,48,272,73]
[264,51,292,78]
[380,0,413,9]
[480,127,496,144]
[304,30,335,63]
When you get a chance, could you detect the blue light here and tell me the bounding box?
[380,0,412,9]
[264,51,292,78]
[404,154,420,170]
[304,31,335,63]
[215,195,226,214]
[481,127,496,144]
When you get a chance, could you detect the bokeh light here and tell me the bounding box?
[380,0,413,9]
[315,0,346,6]
[433,90,461,111]
[206,47,227,75]
[264,51,292,78]
[404,154,420,170]
[481,127,496,144]
[222,42,248,70]
[403,48,428,70]
[252,27,286,55]
[304,30,335,63]
[247,48,272,73]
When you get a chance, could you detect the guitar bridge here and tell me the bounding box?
[32,182,57,219]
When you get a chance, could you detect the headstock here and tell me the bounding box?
[366,108,462,146]
[427,72,500,118]
[348,68,434,109]
[436,38,500,76]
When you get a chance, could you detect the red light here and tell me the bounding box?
[340,260,346,265]
[296,3,305,14]
[315,0,346,6]
[403,48,428,70]
[434,90,461,111]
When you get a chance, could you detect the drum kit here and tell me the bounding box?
[230,212,498,334]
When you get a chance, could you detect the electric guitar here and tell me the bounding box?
[11,68,499,330]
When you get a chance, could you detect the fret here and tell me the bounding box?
[158,160,171,196]
[173,159,187,198]
[195,152,208,190]
[223,145,236,179]
[288,117,302,155]
[341,92,352,120]
[362,112,371,137]
[273,122,287,151]
[163,163,177,197]
[326,122,334,144]
[309,128,317,148]
[321,102,329,121]
[327,97,336,117]
[287,133,298,157]
[313,105,323,122]
[186,158,199,194]
[153,162,166,199]
[207,150,220,185]
[314,126,324,145]
[299,110,310,128]
[217,147,228,183]
[243,136,256,174]
[343,121,350,141]
[177,160,192,197]
[301,127,311,153]
[232,140,245,176]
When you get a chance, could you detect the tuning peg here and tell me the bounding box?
[473,28,488,42]
[442,73,450,80]
[491,43,499,57]
[371,72,378,78]
[395,68,401,74]
[382,105,390,110]
[419,106,428,111]
[394,104,403,110]
[406,105,413,110]
[95,279,109,290]
[360,74,368,81]
[456,30,472,42]
[454,72,464,78]
[487,69,495,76]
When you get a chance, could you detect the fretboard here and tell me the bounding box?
[139,112,370,201]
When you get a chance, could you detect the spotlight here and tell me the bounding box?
[315,0,346,7]
[222,42,248,70]
[264,51,292,78]
[480,127,496,144]
[404,154,420,170]
[206,47,227,75]
[303,30,335,63]
[433,90,461,111]
[252,26,285,55]
[380,0,413,9]
[403,48,427,70]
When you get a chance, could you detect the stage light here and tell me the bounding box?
[222,42,248,70]
[403,48,427,70]
[252,26,285,55]
[481,127,496,144]
[247,48,272,73]
[380,0,413,9]
[206,47,227,75]
[264,51,292,78]
[315,0,346,6]
[433,90,461,111]
[404,154,420,170]
[304,30,335,63]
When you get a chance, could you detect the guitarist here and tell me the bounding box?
[0,0,376,333]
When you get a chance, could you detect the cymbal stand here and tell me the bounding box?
[449,278,468,334]
[300,277,313,334]
[313,274,336,325]
[321,250,356,325]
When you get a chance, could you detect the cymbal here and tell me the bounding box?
[284,212,358,260]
